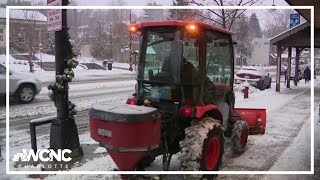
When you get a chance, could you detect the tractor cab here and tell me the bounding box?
[90,21,266,175]
[130,21,234,128]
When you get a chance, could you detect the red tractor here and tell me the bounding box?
[90,21,266,178]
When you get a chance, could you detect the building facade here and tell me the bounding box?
[0,8,6,53]
[9,9,48,56]
[247,38,270,66]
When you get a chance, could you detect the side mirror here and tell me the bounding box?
[9,70,13,75]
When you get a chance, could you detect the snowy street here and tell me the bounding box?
[0,58,315,180]
[0,0,318,179]
[1,75,314,180]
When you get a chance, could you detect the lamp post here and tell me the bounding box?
[39,43,43,69]
[109,23,112,59]
[129,9,133,71]
[50,0,82,157]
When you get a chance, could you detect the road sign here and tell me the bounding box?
[47,0,62,32]
[290,13,300,29]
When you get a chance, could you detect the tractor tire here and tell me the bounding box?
[179,117,224,180]
[231,120,249,154]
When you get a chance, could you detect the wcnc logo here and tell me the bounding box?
[12,149,72,162]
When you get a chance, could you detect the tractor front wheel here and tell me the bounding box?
[180,117,224,180]
[231,120,249,154]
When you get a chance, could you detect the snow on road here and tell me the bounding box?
[29,82,312,180]
[0,72,313,180]
[0,64,137,179]
[35,69,135,84]
[0,89,135,178]
[37,80,136,100]
[1,54,136,82]
[0,80,135,120]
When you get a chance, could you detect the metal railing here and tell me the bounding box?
[29,115,56,151]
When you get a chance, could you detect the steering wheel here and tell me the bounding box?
[153,72,173,83]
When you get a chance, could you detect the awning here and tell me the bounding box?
[269,22,318,48]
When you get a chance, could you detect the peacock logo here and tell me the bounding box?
[12,151,28,162]
[12,149,72,162]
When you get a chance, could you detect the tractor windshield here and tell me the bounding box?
[139,28,181,84]
[137,27,182,101]
[137,27,201,103]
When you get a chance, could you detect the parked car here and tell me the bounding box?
[0,64,42,103]
[235,66,272,90]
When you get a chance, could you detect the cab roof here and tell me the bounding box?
[134,20,233,35]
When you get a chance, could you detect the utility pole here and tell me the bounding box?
[129,9,133,71]
[50,0,82,157]
[287,47,292,88]
[276,45,282,92]
[294,48,300,86]
[109,23,112,59]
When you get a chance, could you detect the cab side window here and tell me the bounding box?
[204,31,233,127]
[182,39,200,83]
[205,31,232,84]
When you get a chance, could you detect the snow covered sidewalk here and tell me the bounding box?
[42,84,310,177]
[0,81,312,180]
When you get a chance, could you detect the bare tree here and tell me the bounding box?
[10,10,46,72]
[68,9,93,53]
[263,10,293,38]
[144,1,167,21]
[188,0,260,30]
[168,0,198,21]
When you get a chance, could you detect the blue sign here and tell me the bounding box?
[290,13,300,28]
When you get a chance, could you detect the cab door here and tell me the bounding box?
[204,30,233,129]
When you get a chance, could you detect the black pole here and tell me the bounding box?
[294,48,300,86]
[110,23,112,59]
[50,0,83,157]
[287,47,292,88]
[129,9,133,71]
[276,45,282,92]
[30,123,37,152]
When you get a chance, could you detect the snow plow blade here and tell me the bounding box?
[234,108,266,135]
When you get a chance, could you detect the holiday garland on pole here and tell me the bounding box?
[48,27,79,120]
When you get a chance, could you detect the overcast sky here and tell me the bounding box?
[1,0,295,30]
[64,0,289,6]
[0,0,289,6]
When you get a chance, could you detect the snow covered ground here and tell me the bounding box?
[0,54,137,179]
[0,54,136,83]
[0,56,314,179]
[1,80,311,180]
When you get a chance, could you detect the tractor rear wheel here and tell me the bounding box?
[231,120,249,154]
[179,117,224,180]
